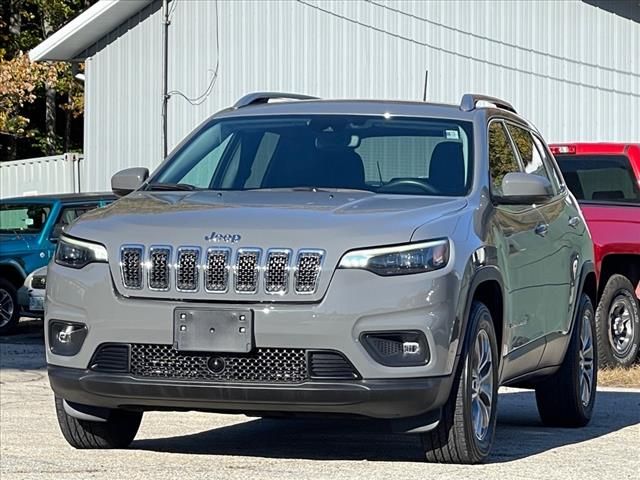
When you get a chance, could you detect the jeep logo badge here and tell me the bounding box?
[204,232,242,243]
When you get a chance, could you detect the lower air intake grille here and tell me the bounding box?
[308,351,360,379]
[90,344,130,373]
[130,344,308,383]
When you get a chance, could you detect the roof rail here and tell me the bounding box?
[459,94,517,114]
[234,92,319,109]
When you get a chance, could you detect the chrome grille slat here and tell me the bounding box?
[205,247,230,293]
[265,249,291,294]
[295,250,324,294]
[176,247,201,292]
[235,249,261,293]
[120,246,144,289]
[148,246,171,291]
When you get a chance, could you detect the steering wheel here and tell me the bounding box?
[377,179,440,195]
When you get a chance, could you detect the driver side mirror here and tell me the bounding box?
[50,223,64,242]
[111,167,149,197]
[497,172,553,204]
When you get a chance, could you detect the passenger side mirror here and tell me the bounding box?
[111,168,149,197]
[50,223,64,241]
[497,172,553,204]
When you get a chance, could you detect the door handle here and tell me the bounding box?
[534,223,549,237]
[568,216,581,228]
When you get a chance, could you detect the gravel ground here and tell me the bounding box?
[1,320,639,480]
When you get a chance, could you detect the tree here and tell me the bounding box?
[0,0,95,161]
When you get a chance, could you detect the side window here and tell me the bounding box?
[506,124,553,184]
[488,122,521,195]
[181,135,231,188]
[532,135,563,194]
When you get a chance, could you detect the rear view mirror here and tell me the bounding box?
[111,168,149,197]
[498,172,553,204]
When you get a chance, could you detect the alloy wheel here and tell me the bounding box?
[0,288,15,328]
[470,328,494,441]
[579,311,595,407]
[608,295,635,358]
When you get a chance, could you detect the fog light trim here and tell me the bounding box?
[49,320,88,356]
[360,330,430,367]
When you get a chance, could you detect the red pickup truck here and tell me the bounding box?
[551,143,640,368]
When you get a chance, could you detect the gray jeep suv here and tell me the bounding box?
[46,93,597,463]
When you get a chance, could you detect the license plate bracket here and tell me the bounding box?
[173,308,254,353]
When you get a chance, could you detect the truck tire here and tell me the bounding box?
[0,279,20,335]
[595,274,640,368]
[535,293,596,427]
[54,396,142,449]
[421,301,499,464]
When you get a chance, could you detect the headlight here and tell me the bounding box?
[55,235,108,269]
[338,239,450,276]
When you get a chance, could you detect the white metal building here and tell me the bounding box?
[30,0,640,193]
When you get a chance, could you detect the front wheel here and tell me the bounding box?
[0,279,20,335]
[535,293,597,427]
[421,301,499,464]
[55,397,142,449]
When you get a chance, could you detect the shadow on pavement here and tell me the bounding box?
[0,318,46,370]
[133,389,640,463]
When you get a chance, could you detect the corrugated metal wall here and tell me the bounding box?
[0,154,82,199]
[81,0,640,192]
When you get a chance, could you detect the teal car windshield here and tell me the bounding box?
[151,115,474,196]
[0,203,52,234]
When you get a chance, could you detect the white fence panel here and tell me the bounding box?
[0,153,83,199]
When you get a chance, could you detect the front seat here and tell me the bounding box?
[429,142,465,195]
[315,148,366,189]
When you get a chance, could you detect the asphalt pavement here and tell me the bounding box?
[1,320,638,480]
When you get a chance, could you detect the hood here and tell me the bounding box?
[69,190,466,301]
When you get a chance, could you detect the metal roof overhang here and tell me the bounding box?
[29,0,152,61]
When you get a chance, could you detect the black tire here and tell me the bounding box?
[54,396,142,449]
[535,293,597,427]
[0,278,20,335]
[421,301,499,464]
[595,274,640,368]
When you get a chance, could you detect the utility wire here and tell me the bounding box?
[296,0,640,99]
[167,0,220,106]
[365,0,640,79]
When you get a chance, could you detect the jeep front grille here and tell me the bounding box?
[265,249,291,294]
[176,248,200,292]
[148,247,171,290]
[119,245,325,296]
[120,246,143,289]
[234,249,261,293]
[205,248,230,293]
[295,250,324,294]
[130,344,309,383]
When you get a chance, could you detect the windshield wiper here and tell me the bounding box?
[146,182,201,191]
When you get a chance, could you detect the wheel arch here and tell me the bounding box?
[0,261,27,288]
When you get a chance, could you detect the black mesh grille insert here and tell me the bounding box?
[90,344,130,373]
[149,247,171,290]
[177,248,200,291]
[308,351,360,379]
[205,248,230,292]
[265,250,291,293]
[121,247,143,289]
[295,251,323,293]
[235,249,260,293]
[130,344,308,383]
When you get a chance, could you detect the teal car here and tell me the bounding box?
[0,193,114,334]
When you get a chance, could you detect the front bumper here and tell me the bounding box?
[48,364,452,420]
[17,286,44,317]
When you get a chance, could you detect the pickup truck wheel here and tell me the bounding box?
[0,279,20,335]
[421,302,499,464]
[535,293,596,427]
[595,274,640,368]
[54,396,142,449]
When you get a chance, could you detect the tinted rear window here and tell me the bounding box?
[555,154,640,204]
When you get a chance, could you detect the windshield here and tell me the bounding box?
[0,203,52,234]
[556,154,640,204]
[151,115,473,196]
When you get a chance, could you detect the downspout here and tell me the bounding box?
[161,0,170,160]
